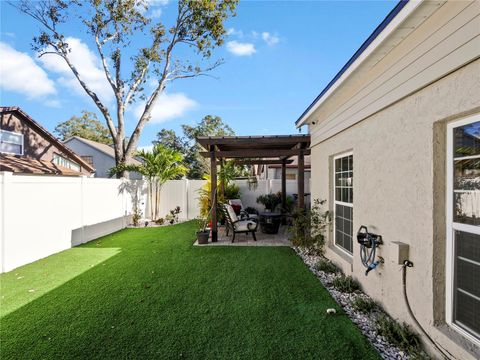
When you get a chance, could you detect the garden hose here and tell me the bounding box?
[402,260,456,360]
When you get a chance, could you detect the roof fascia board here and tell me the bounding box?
[296,0,421,127]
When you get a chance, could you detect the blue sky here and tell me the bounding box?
[0,0,396,149]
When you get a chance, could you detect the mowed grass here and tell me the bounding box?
[0,221,379,359]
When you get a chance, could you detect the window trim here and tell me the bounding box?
[0,129,24,156]
[333,151,354,257]
[445,114,480,346]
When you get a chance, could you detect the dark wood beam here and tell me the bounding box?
[210,146,217,242]
[298,150,305,210]
[215,159,294,166]
[200,149,310,159]
[281,159,287,223]
[197,135,310,149]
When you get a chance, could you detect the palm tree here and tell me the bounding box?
[111,144,188,220]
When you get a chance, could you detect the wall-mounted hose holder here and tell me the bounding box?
[357,225,383,275]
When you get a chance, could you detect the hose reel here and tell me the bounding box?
[357,225,383,275]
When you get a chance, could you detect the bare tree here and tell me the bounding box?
[12,0,237,176]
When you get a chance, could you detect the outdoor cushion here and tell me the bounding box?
[231,204,242,215]
[225,204,239,222]
[235,220,257,232]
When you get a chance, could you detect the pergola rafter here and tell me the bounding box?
[197,134,310,242]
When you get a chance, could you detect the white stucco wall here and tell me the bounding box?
[309,59,480,359]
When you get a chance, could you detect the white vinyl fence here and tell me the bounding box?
[0,172,147,273]
[154,178,311,220]
[0,173,309,273]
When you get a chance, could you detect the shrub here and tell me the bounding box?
[165,206,181,224]
[332,275,361,293]
[256,193,282,211]
[376,314,424,356]
[351,297,377,313]
[155,218,165,225]
[315,259,339,274]
[289,199,330,255]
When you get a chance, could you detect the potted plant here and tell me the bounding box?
[196,217,210,244]
[256,193,282,212]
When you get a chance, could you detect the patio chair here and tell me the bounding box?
[228,199,258,220]
[223,204,258,243]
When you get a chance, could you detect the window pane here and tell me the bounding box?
[454,159,480,190]
[335,158,341,171]
[0,131,22,144]
[335,188,341,202]
[0,142,22,155]
[454,121,480,158]
[453,192,480,226]
[454,230,480,338]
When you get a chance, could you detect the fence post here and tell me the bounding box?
[0,172,13,273]
[184,179,189,220]
[80,176,86,244]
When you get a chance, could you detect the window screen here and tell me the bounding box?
[334,154,353,254]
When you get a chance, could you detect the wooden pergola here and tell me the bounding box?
[197,135,311,242]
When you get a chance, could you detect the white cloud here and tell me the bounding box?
[262,32,279,46]
[226,41,256,56]
[134,92,196,124]
[227,28,244,38]
[39,37,113,103]
[0,42,56,99]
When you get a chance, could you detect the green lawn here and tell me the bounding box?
[0,221,379,359]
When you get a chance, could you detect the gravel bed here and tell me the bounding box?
[294,247,413,360]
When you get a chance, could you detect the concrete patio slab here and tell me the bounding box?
[194,225,291,247]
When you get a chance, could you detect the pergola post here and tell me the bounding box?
[220,158,225,199]
[210,146,218,242]
[298,151,305,210]
[281,159,287,223]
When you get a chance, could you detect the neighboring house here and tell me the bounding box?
[255,156,311,181]
[297,1,479,359]
[0,107,94,176]
[64,136,142,179]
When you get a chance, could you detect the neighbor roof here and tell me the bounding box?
[0,106,95,173]
[295,0,409,126]
[0,154,85,176]
[66,136,141,165]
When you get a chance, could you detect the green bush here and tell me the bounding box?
[332,275,361,293]
[256,193,282,211]
[351,297,377,313]
[375,314,424,357]
[289,199,330,255]
[315,259,339,274]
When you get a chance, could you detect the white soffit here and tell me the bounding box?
[297,0,445,127]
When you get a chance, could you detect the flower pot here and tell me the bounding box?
[196,230,209,244]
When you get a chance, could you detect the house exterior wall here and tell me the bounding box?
[64,138,142,179]
[65,137,117,178]
[1,112,90,175]
[310,58,480,359]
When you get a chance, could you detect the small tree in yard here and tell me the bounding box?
[55,111,112,144]
[12,0,238,177]
[112,144,188,220]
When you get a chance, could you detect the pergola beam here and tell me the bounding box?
[215,159,294,166]
[200,149,310,159]
[197,135,310,148]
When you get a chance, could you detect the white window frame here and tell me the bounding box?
[0,129,24,156]
[333,151,354,257]
[52,153,81,172]
[445,114,480,346]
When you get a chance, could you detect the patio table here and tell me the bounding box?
[258,212,282,234]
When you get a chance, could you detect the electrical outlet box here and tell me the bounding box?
[391,241,409,265]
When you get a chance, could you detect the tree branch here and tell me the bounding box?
[94,31,118,94]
